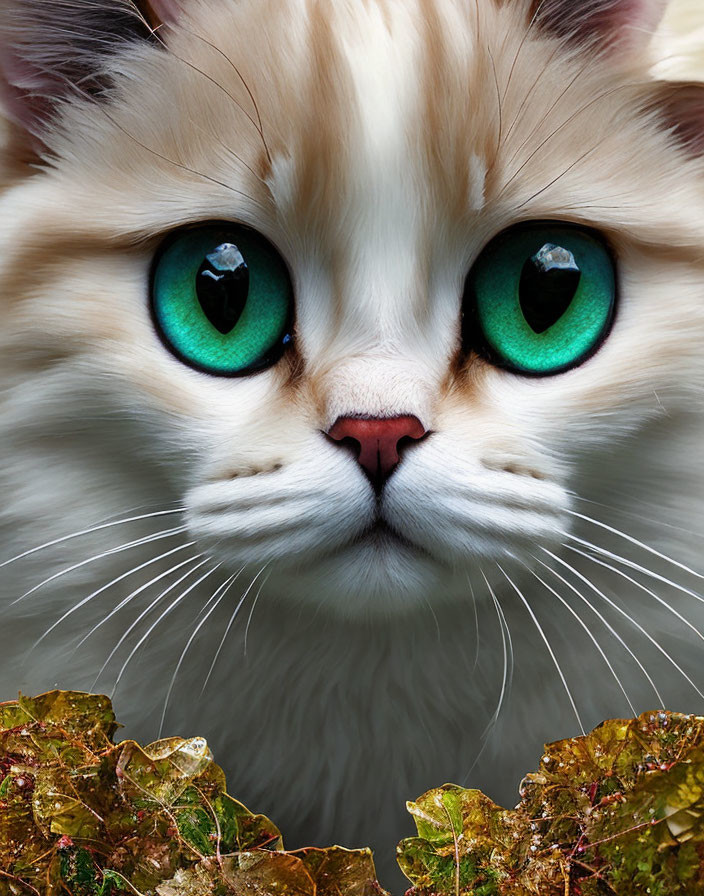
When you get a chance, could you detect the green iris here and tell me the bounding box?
[151,224,293,376]
[466,222,616,375]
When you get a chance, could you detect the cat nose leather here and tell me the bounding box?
[327,415,428,486]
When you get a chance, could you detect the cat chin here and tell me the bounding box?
[196,511,550,619]
[254,528,495,619]
[266,541,452,618]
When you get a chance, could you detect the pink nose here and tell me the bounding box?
[327,415,428,486]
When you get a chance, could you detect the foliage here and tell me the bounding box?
[0,693,703,894]
[398,711,704,895]
[0,691,382,895]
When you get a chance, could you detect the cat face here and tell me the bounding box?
[1,0,704,620]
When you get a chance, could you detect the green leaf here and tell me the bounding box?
[398,712,704,895]
[0,690,380,896]
[5,691,704,895]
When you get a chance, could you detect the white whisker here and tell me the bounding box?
[499,562,584,734]
[93,555,207,689]
[158,570,241,737]
[567,533,704,607]
[201,565,267,692]
[467,574,481,672]
[565,509,704,581]
[482,569,513,732]
[569,545,704,644]
[572,493,704,540]
[0,508,185,569]
[35,541,196,651]
[461,568,512,785]
[75,548,202,651]
[524,560,636,716]
[534,554,664,706]
[243,566,271,657]
[543,548,704,701]
[110,562,221,698]
[424,595,442,644]
[12,525,188,607]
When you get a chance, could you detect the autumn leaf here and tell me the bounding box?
[399,711,704,895]
[1,693,703,895]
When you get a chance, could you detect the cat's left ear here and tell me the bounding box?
[0,0,181,158]
[530,0,669,54]
[146,1,181,27]
[649,82,704,159]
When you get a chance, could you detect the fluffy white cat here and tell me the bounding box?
[1,0,704,886]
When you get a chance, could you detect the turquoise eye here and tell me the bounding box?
[465,223,616,375]
[151,224,293,376]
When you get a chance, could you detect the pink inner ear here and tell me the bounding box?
[658,84,704,158]
[603,0,669,49]
[0,0,183,143]
[533,0,669,52]
[147,0,181,25]
[0,49,57,140]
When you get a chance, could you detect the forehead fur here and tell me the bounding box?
[11,0,699,260]
[0,0,704,400]
[4,0,704,401]
[23,0,699,229]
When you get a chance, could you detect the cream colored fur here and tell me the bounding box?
[656,0,704,80]
[1,0,704,887]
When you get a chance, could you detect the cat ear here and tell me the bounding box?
[650,82,704,159]
[531,0,669,54]
[146,1,181,27]
[0,0,180,147]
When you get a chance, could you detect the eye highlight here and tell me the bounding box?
[151,224,293,376]
[464,222,616,375]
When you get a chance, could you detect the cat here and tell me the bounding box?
[2,0,704,887]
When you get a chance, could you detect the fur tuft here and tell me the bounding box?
[531,0,668,53]
[648,81,704,158]
[0,0,169,139]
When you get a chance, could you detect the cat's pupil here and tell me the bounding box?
[196,242,249,335]
[519,243,581,334]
